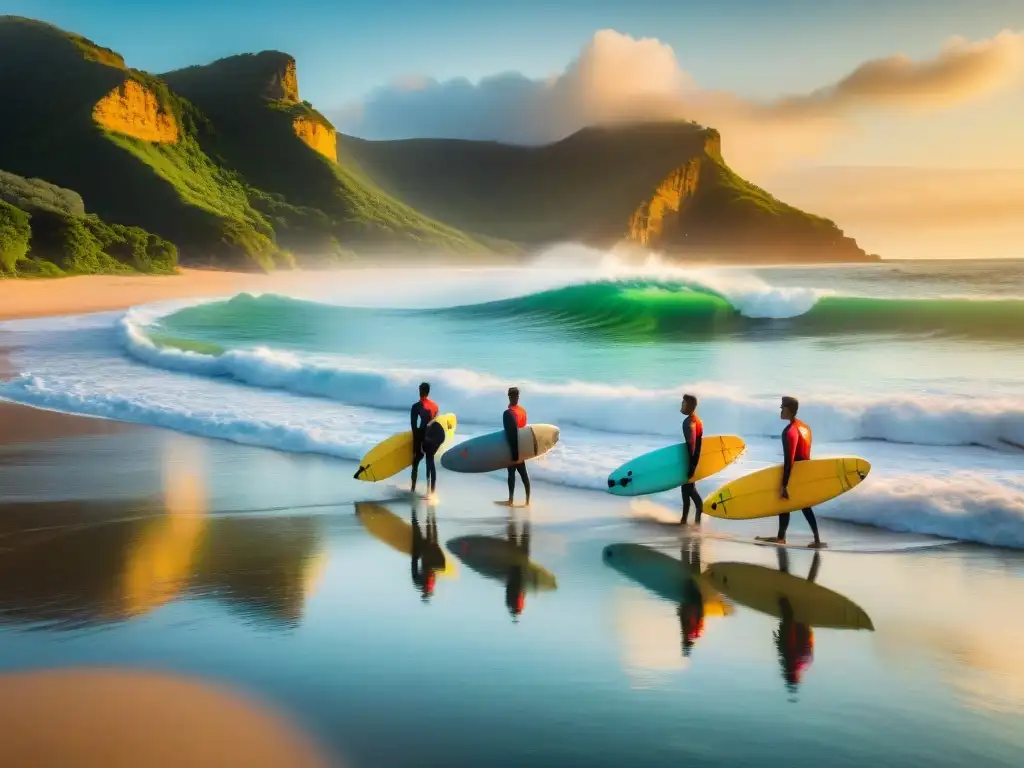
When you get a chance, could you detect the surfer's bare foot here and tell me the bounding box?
[808,541,828,549]
[756,536,786,544]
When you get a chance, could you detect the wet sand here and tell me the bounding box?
[1,401,1024,766]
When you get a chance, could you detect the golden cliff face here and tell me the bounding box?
[92,79,178,144]
[267,58,300,102]
[293,116,337,162]
[627,158,702,246]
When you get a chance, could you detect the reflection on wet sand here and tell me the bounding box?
[0,668,331,767]
[603,539,733,685]
[704,550,874,696]
[447,512,557,619]
[0,433,326,631]
[354,501,457,602]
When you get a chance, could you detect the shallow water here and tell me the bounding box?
[1,415,1023,767]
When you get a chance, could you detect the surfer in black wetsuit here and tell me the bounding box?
[773,548,818,699]
[757,396,824,548]
[680,394,704,525]
[411,504,445,602]
[410,382,442,496]
[504,513,531,619]
[678,538,705,656]
[503,387,531,507]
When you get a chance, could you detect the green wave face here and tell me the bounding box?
[149,282,1024,349]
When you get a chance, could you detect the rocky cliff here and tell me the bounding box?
[347,124,876,262]
[92,79,179,144]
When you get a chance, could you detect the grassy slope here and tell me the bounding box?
[162,52,500,256]
[0,16,278,269]
[346,123,870,259]
[0,169,178,277]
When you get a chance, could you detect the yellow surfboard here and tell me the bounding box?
[703,457,870,520]
[353,413,458,482]
[354,502,457,577]
[703,561,874,630]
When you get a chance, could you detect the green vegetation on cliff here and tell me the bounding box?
[347,123,874,262]
[162,52,494,257]
[0,169,177,277]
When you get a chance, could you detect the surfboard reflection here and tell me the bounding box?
[603,539,734,658]
[704,549,874,697]
[447,512,557,620]
[354,501,457,603]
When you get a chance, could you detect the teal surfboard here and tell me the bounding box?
[606,436,746,496]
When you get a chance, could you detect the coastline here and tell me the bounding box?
[0,268,310,322]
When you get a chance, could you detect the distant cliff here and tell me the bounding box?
[0,14,876,273]
[347,124,875,263]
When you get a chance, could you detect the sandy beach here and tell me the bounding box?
[0,269,313,322]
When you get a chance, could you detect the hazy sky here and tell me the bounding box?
[7,0,1023,171]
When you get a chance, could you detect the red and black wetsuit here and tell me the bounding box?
[503,404,531,502]
[681,413,704,523]
[777,418,819,540]
[410,396,440,493]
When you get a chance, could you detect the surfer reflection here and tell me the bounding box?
[677,538,705,656]
[774,548,819,698]
[410,505,445,602]
[505,514,531,619]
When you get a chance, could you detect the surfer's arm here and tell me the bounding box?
[503,409,520,462]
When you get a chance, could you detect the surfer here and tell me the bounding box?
[505,514,530,619]
[679,394,704,525]
[503,387,531,507]
[758,396,825,548]
[678,538,705,656]
[410,382,442,496]
[773,548,818,697]
[411,506,443,602]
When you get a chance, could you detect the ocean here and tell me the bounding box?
[1,247,1023,548]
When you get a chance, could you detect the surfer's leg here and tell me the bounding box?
[507,466,517,503]
[681,483,692,523]
[425,445,438,493]
[411,446,423,492]
[802,508,823,546]
[691,484,703,524]
[777,512,791,543]
[517,463,531,504]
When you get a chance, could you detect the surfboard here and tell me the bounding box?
[446,535,557,590]
[602,543,733,617]
[354,502,457,577]
[353,414,458,482]
[703,561,874,630]
[607,435,746,496]
[440,424,560,474]
[702,457,871,520]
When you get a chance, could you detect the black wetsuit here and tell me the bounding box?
[681,414,704,523]
[503,404,530,503]
[411,397,441,493]
[777,418,820,541]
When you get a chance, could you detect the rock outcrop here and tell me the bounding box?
[292,116,337,162]
[92,79,179,144]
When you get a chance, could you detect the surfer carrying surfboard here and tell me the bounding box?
[503,387,531,507]
[679,394,704,525]
[757,396,824,548]
[410,382,442,496]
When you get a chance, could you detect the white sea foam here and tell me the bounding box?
[119,312,1024,451]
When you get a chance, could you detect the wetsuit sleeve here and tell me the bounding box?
[782,426,796,486]
[503,409,520,462]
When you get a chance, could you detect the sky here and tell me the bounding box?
[5,0,1023,175]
